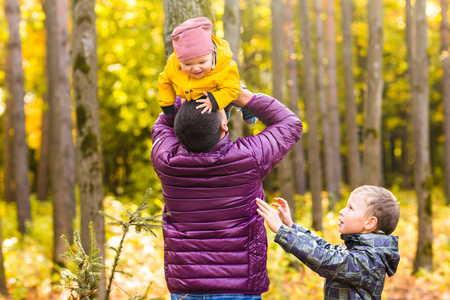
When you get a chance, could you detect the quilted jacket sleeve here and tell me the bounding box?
[274,224,382,286]
[151,99,179,161]
[239,93,302,179]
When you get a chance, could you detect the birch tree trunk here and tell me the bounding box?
[5,0,31,234]
[342,0,360,189]
[325,0,342,209]
[223,0,244,141]
[285,0,307,196]
[441,0,450,205]
[272,0,295,217]
[412,0,433,273]
[163,0,215,61]
[73,0,106,296]
[44,0,76,270]
[362,0,383,186]
[299,0,322,231]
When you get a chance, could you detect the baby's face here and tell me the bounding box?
[338,194,372,234]
[180,53,213,79]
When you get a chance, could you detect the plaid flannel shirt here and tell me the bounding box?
[275,224,400,299]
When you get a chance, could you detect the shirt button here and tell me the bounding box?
[185,91,188,94]
[190,90,193,92]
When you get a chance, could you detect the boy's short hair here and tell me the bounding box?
[352,185,400,235]
[174,99,222,152]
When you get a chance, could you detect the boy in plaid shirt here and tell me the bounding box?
[257,185,400,299]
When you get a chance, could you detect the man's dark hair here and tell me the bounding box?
[174,100,222,152]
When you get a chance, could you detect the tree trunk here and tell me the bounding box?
[223,0,244,141]
[73,0,106,297]
[362,0,383,186]
[0,215,7,296]
[5,0,31,234]
[37,3,53,203]
[163,0,215,61]
[400,109,412,189]
[44,0,76,272]
[272,0,295,218]
[441,0,450,205]
[402,0,413,189]
[342,0,360,189]
[285,0,307,196]
[37,85,50,201]
[272,0,286,114]
[315,0,333,207]
[412,0,433,273]
[3,64,14,204]
[299,0,322,231]
[325,0,342,209]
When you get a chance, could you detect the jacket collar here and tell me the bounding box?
[205,132,231,153]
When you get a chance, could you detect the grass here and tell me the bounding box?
[0,187,449,299]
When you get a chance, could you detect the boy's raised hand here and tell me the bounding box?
[272,198,294,228]
[256,198,283,234]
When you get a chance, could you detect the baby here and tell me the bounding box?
[158,17,256,124]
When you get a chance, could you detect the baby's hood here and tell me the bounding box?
[211,35,234,72]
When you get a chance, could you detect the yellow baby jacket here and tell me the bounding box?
[158,35,241,115]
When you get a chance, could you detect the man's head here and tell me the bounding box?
[339,185,400,235]
[174,100,228,152]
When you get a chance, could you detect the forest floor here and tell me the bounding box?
[0,188,449,300]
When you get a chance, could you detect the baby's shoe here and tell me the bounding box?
[240,108,257,125]
[239,84,257,125]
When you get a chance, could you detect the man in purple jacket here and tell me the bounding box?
[151,87,302,300]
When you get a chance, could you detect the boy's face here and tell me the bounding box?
[338,193,373,234]
[180,52,213,79]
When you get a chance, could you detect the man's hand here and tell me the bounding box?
[256,198,283,234]
[196,91,213,114]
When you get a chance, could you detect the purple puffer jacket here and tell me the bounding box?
[151,93,302,294]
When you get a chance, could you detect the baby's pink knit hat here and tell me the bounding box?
[171,17,215,62]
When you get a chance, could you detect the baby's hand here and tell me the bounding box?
[196,91,213,114]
